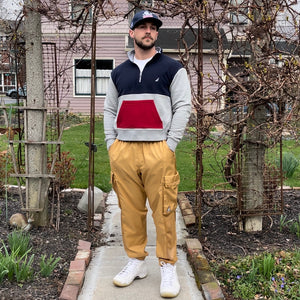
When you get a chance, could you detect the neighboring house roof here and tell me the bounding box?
[274,40,299,55]
[229,39,299,57]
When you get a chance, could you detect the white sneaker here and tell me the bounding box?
[160,262,180,298]
[113,258,147,287]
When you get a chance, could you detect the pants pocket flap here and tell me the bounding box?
[164,172,180,188]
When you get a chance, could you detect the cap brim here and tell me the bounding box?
[132,18,162,30]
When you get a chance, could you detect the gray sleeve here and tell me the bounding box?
[166,68,191,152]
[104,77,118,150]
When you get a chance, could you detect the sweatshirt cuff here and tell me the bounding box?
[166,139,177,152]
[106,139,115,151]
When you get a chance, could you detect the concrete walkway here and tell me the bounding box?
[78,191,203,300]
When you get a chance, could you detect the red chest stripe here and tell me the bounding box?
[117,100,163,129]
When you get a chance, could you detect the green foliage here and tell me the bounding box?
[8,231,31,257]
[288,214,300,238]
[0,244,9,282]
[212,250,300,299]
[279,214,300,238]
[39,254,61,277]
[48,151,77,191]
[1,242,16,281]
[279,215,292,232]
[0,241,33,282]
[0,234,61,283]
[232,281,256,299]
[258,253,275,280]
[276,152,299,178]
[14,253,34,282]
[0,264,8,282]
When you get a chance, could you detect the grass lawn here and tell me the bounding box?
[1,118,299,192]
[60,120,111,191]
[60,120,300,192]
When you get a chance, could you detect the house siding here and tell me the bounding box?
[41,0,222,114]
[42,33,128,114]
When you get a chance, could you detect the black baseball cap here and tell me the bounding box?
[130,10,163,30]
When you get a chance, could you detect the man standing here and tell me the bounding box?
[104,10,191,298]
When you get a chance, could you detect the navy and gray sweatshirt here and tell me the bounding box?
[104,48,191,152]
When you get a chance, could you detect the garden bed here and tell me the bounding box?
[0,189,104,300]
[186,189,300,299]
[0,188,299,299]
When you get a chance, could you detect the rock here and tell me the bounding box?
[77,187,105,214]
[9,213,33,232]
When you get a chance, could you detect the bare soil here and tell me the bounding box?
[185,189,300,299]
[0,189,104,300]
[0,189,299,299]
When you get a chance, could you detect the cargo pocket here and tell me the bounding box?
[162,172,180,216]
[111,172,122,209]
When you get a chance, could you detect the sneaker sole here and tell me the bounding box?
[160,290,180,298]
[113,271,148,287]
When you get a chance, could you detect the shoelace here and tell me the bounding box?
[161,262,175,287]
[119,259,140,276]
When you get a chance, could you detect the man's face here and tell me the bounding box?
[129,21,159,51]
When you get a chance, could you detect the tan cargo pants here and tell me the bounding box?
[109,139,180,265]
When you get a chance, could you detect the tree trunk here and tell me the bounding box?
[24,0,48,226]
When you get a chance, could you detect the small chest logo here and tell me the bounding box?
[155,77,160,82]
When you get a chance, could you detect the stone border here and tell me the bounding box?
[178,192,225,300]
[59,240,92,300]
[178,193,196,226]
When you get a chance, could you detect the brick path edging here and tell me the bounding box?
[59,240,92,300]
[178,192,225,300]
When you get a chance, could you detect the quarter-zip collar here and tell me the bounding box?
[127,47,162,62]
[128,47,162,82]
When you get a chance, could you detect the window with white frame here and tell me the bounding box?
[0,72,16,92]
[74,59,113,96]
[71,0,92,23]
[230,0,248,25]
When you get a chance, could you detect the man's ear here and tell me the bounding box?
[129,29,134,39]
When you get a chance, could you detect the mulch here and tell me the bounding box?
[0,189,104,300]
[185,189,300,260]
[0,188,299,299]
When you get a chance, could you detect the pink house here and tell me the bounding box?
[0,21,23,94]
[41,1,225,114]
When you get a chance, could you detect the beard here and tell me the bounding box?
[134,37,155,51]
